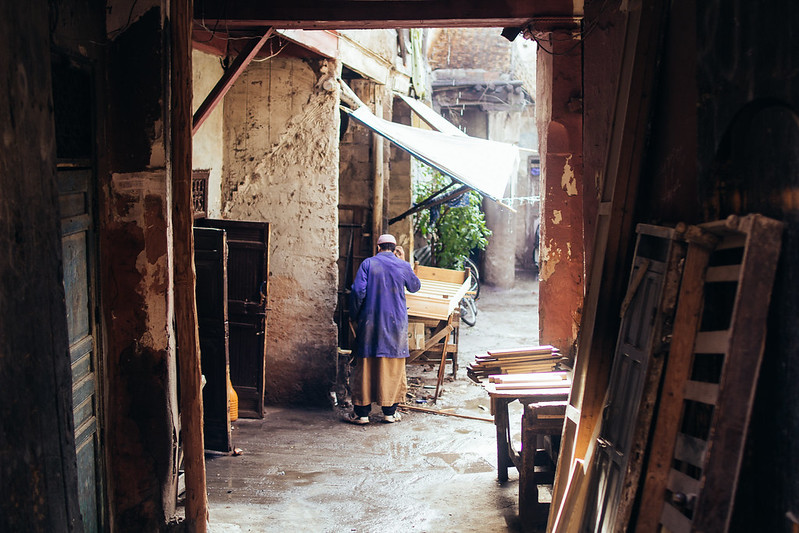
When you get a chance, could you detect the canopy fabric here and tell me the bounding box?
[344,105,518,202]
[395,93,467,137]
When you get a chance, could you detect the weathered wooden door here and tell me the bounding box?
[196,220,270,418]
[59,168,103,533]
[581,226,685,532]
[194,227,231,451]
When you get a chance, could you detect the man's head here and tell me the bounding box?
[377,233,397,252]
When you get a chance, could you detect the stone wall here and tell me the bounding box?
[192,49,225,217]
[222,57,340,405]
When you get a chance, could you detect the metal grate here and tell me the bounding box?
[192,170,209,219]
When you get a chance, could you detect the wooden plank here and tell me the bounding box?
[476,354,559,363]
[371,89,384,248]
[548,1,670,526]
[432,319,452,402]
[406,324,453,362]
[692,215,783,532]
[712,232,746,250]
[673,433,707,468]
[492,380,571,391]
[490,372,569,383]
[705,264,740,283]
[172,0,207,528]
[613,227,687,531]
[693,330,729,354]
[414,264,467,284]
[487,345,558,357]
[635,235,713,532]
[192,28,275,135]
[666,468,699,496]
[551,459,586,533]
[484,385,571,400]
[660,502,692,533]
[683,380,718,405]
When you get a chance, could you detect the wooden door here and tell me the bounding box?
[59,168,103,533]
[194,227,231,451]
[196,220,270,418]
[581,226,685,532]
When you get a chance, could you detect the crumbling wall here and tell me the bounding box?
[223,57,340,405]
[192,49,225,217]
[482,111,523,288]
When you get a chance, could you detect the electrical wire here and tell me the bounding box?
[107,0,141,38]
[525,0,612,56]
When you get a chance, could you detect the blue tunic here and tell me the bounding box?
[350,252,421,358]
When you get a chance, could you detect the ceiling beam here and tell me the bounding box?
[193,0,579,30]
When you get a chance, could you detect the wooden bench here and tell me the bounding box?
[483,373,571,482]
[520,401,568,528]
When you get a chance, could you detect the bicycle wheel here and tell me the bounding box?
[463,257,480,299]
[460,296,477,327]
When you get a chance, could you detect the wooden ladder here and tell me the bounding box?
[635,214,783,532]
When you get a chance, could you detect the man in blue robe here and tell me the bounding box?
[347,234,421,423]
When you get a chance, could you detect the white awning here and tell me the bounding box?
[395,93,467,137]
[343,105,518,202]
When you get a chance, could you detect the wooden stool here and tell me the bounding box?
[519,401,567,529]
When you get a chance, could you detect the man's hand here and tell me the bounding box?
[393,245,405,260]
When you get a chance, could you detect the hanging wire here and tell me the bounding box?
[524,0,612,56]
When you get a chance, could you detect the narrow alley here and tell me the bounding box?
[204,271,540,532]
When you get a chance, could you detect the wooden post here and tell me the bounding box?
[171,0,208,531]
[547,0,669,527]
[372,87,385,248]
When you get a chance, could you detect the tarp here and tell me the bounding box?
[343,105,518,202]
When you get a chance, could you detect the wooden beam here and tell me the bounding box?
[372,87,385,247]
[172,0,207,530]
[192,28,274,136]
[192,0,580,30]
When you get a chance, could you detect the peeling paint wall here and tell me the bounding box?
[222,57,340,405]
[192,49,225,217]
[535,29,584,355]
[104,5,180,529]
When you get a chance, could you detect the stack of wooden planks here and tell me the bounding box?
[467,345,561,383]
[485,371,572,393]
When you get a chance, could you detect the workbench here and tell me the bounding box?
[483,373,571,482]
[405,265,470,400]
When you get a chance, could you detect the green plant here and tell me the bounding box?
[414,164,491,270]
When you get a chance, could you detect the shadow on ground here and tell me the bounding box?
[204,270,540,532]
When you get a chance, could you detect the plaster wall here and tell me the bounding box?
[222,57,340,405]
[514,108,540,270]
[192,49,225,217]
[482,111,523,288]
[338,30,407,86]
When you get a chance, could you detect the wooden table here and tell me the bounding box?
[406,265,470,401]
[485,382,570,482]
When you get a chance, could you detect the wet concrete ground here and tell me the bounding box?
[205,270,540,532]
